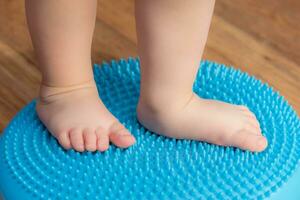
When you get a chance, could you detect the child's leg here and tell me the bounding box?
[135,0,267,152]
[25,0,135,152]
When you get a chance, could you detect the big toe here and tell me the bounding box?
[57,130,72,150]
[232,131,268,152]
[109,122,136,148]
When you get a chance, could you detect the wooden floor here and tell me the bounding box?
[0,0,299,132]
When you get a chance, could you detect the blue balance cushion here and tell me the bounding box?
[0,59,300,200]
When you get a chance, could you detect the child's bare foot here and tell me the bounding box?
[137,92,267,152]
[36,80,136,152]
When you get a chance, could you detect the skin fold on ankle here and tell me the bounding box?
[38,79,97,104]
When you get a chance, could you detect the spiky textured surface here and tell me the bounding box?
[0,59,299,200]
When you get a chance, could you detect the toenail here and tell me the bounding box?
[125,135,136,143]
[117,130,131,136]
[120,134,134,139]
[257,137,267,149]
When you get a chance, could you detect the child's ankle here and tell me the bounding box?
[38,79,97,104]
[137,91,195,117]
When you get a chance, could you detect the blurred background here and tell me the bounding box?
[0,0,299,132]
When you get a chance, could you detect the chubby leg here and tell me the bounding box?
[25,0,135,152]
[135,0,267,152]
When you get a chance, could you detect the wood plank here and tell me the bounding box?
[214,0,300,65]
[0,41,40,130]
[204,15,300,112]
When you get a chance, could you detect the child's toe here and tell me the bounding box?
[83,128,97,151]
[232,131,267,152]
[109,122,135,148]
[247,117,261,133]
[109,133,136,148]
[57,130,71,150]
[70,128,85,152]
[243,110,256,118]
[238,105,249,111]
[96,127,109,152]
